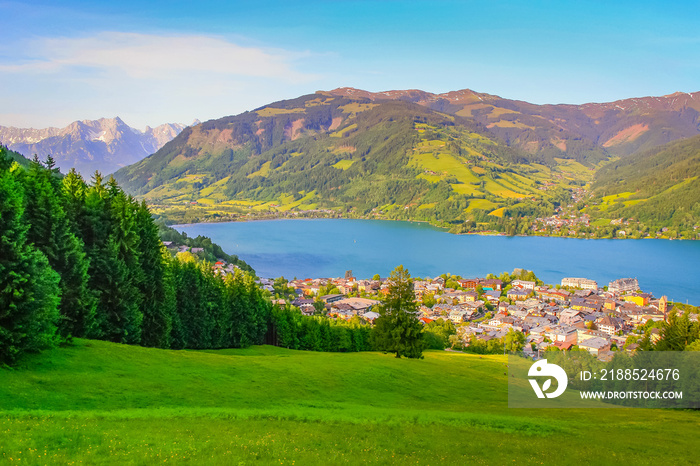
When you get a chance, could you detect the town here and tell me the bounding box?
[161,240,695,358]
[256,270,688,360]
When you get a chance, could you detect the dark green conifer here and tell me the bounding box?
[0,149,60,364]
[371,265,425,358]
[136,201,174,348]
[23,158,96,338]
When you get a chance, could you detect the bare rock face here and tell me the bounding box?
[0,117,191,175]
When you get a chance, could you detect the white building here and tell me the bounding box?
[561,277,599,291]
[608,278,639,294]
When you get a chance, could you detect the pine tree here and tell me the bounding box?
[333,324,351,352]
[656,309,700,350]
[245,271,270,345]
[62,169,88,234]
[371,265,425,358]
[103,185,143,344]
[222,272,243,347]
[174,261,210,348]
[202,265,225,348]
[23,158,96,338]
[301,318,323,351]
[319,319,332,351]
[273,306,299,349]
[135,201,173,348]
[0,150,61,364]
[79,172,111,337]
[168,258,186,349]
[81,173,142,343]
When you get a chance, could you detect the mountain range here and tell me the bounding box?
[329,88,700,160]
[0,117,194,175]
[104,87,699,238]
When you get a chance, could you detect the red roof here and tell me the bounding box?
[554,341,574,350]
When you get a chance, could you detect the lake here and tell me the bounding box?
[174,219,700,304]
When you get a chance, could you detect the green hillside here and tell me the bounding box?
[114,95,589,226]
[587,134,700,236]
[2,145,30,167]
[112,90,700,235]
[2,340,698,464]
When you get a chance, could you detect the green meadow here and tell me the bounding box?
[1,340,697,464]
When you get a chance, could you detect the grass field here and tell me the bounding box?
[597,192,636,212]
[339,103,378,115]
[256,107,304,117]
[486,120,532,129]
[409,150,482,197]
[332,159,355,170]
[489,207,506,218]
[1,340,698,464]
[247,161,272,178]
[466,198,498,213]
[330,123,357,138]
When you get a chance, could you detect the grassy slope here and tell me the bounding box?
[1,340,697,464]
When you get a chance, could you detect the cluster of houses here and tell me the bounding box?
[212,261,240,276]
[531,208,591,234]
[417,276,676,359]
[421,276,676,360]
[162,241,239,275]
[269,271,683,361]
[162,241,205,255]
[260,275,383,320]
[294,295,381,321]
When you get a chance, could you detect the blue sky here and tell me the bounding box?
[1,0,699,128]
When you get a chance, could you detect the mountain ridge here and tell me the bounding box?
[328,87,700,112]
[327,87,700,160]
[0,117,193,175]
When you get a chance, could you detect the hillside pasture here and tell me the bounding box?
[1,341,698,464]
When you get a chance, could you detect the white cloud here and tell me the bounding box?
[0,32,324,128]
[1,32,316,83]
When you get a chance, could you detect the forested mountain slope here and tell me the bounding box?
[587,134,700,235]
[115,93,590,225]
[1,145,30,167]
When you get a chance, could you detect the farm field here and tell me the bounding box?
[1,340,697,464]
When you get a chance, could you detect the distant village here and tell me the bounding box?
[257,271,693,361]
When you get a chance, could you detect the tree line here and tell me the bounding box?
[270,308,373,352]
[0,148,270,365]
[270,266,427,358]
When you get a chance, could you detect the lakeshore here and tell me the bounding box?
[174,218,700,305]
[165,208,696,240]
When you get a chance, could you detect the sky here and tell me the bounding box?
[1,0,699,129]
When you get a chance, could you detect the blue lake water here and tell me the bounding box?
[175,219,700,304]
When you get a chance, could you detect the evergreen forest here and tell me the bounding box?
[0,147,270,364]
